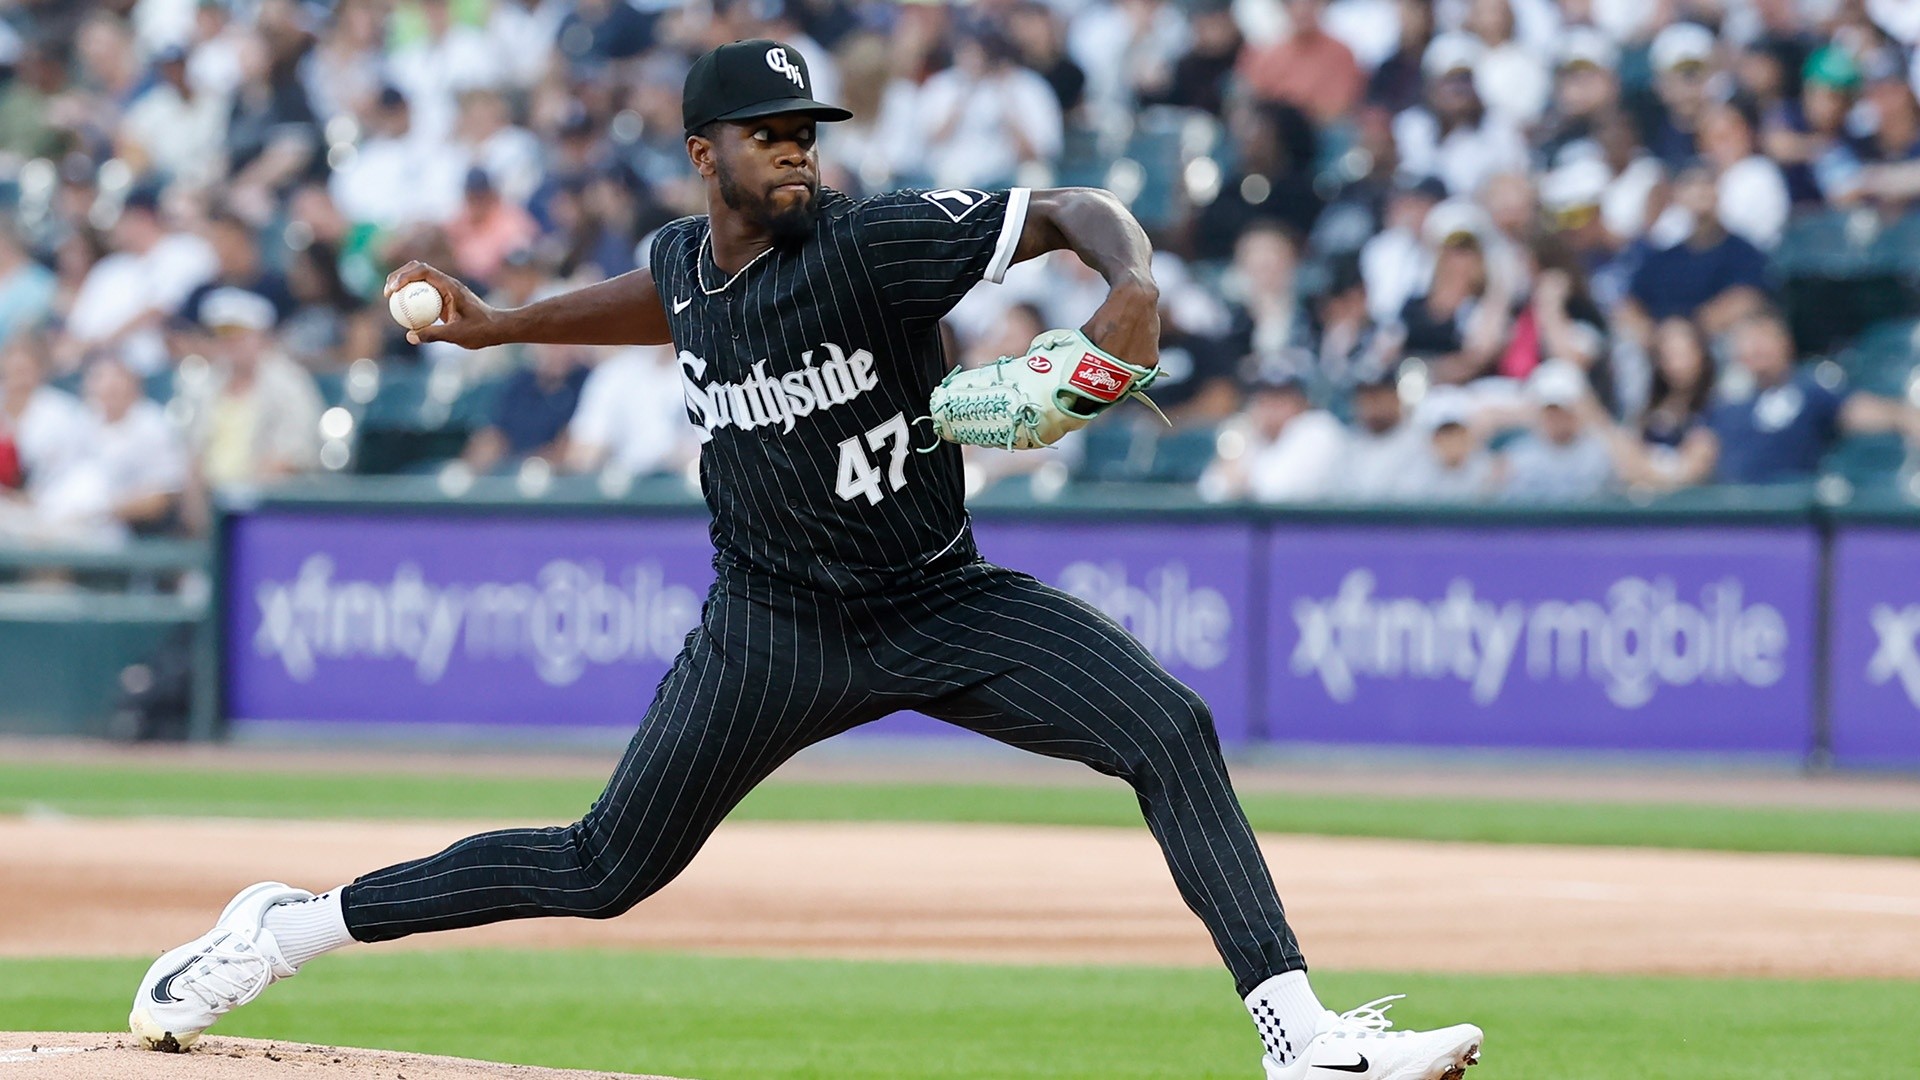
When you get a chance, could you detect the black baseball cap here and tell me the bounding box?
[682,39,852,134]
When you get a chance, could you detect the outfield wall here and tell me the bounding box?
[214,483,1920,768]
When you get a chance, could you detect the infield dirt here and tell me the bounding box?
[0,1034,683,1079]
[6,816,1918,978]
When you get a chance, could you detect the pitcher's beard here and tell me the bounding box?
[717,160,817,242]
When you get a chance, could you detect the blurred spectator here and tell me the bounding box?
[0,332,86,496]
[1645,22,1718,168]
[1394,32,1528,198]
[455,89,545,208]
[446,168,541,287]
[118,44,228,190]
[486,0,566,91]
[1310,256,1391,389]
[463,341,588,474]
[1606,316,1717,492]
[1142,1,1234,116]
[1398,202,1516,385]
[1498,359,1615,501]
[1367,0,1434,114]
[302,0,387,122]
[179,209,294,328]
[63,186,217,375]
[1006,4,1087,117]
[1463,0,1549,128]
[1360,175,1444,325]
[1222,223,1313,383]
[386,0,501,144]
[0,222,55,345]
[565,344,696,479]
[1200,371,1344,502]
[1,356,186,545]
[1536,28,1620,168]
[1501,237,1611,405]
[1698,98,1789,249]
[1849,64,1920,209]
[0,41,74,161]
[223,28,324,218]
[1237,0,1363,126]
[1621,165,1770,338]
[1763,44,1863,205]
[1068,0,1190,126]
[1401,390,1497,499]
[914,30,1063,190]
[1706,313,1920,484]
[279,239,362,371]
[177,288,323,495]
[1191,101,1320,261]
[330,86,466,230]
[1344,367,1426,499]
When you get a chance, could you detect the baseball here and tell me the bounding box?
[388,280,444,331]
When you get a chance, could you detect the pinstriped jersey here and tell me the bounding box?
[650,186,1031,595]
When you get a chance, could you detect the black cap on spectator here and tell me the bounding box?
[1397,174,1448,202]
[122,183,164,215]
[681,39,853,133]
[464,166,494,195]
[558,105,595,139]
[375,84,407,111]
[153,43,188,66]
[58,152,96,187]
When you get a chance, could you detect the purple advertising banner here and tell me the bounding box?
[1829,529,1920,766]
[1265,527,1816,752]
[227,512,1261,740]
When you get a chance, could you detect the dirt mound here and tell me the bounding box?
[0,1035,688,1079]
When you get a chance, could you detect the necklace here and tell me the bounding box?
[698,230,775,296]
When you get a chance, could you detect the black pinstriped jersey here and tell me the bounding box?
[649,186,1032,595]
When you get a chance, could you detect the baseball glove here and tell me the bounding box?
[925,329,1167,450]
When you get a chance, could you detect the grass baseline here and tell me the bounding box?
[7,951,1910,1079]
[2,763,1918,857]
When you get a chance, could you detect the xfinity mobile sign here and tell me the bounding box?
[1266,527,1816,752]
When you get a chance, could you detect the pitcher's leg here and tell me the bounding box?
[897,569,1304,995]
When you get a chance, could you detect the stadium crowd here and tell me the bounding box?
[4,0,1920,544]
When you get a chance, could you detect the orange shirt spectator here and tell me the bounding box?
[1236,0,1363,126]
[445,167,539,285]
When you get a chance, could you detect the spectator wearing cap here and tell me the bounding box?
[1497,358,1615,501]
[914,28,1063,190]
[178,209,295,331]
[1621,163,1770,339]
[1394,31,1528,198]
[1762,44,1865,205]
[1535,27,1621,169]
[1400,388,1496,499]
[1397,200,1517,385]
[1697,98,1789,248]
[176,287,322,495]
[564,344,698,481]
[62,186,217,375]
[330,86,466,230]
[1190,100,1322,261]
[117,43,227,189]
[1199,370,1346,502]
[1605,316,1717,491]
[1462,0,1550,127]
[1540,157,1616,265]
[1344,365,1428,500]
[1236,0,1364,125]
[446,167,540,287]
[461,341,588,475]
[1644,22,1719,168]
[1,356,187,546]
[1366,0,1435,114]
[1700,312,1920,484]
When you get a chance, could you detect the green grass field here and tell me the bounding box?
[9,951,1911,1079]
[7,762,1920,856]
[7,758,1916,1078]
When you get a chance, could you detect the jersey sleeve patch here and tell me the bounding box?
[918,188,993,223]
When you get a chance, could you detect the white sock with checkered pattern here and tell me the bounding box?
[1245,971,1325,1066]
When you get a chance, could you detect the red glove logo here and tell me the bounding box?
[1026,355,1052,373]
[1068,354,1131,402]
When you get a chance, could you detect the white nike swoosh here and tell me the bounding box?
[673,297,692,314]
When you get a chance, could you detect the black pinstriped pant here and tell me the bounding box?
[341,557,1305,996]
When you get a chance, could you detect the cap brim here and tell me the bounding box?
[710,98,854,125]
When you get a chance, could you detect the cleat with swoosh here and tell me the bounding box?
[1263,996,1482,1080]
[129,881,311,1052]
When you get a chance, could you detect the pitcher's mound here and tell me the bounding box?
[0,1034,691,1079]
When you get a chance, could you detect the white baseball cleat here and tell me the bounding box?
[129,881,313,1052]
[1264,996,1483,1080]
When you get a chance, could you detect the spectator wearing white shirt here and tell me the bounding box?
[1200,371,1346,502]
[1068,0,1191,126]
[1344,366,1429,500]
[0,332,87,500]
[62,186,216,375]
[916,30,1064,189]
[4,357,187,546]
[1462,0,1550,127]
[117,45,228,189]
[487,0,568,90]
[1699,98,1789,249]
[1394,33,1529,197]
[384,0,502,144]
[564,345,698,481]
[330,86,467,231]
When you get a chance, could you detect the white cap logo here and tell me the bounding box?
[766,47,805,89]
